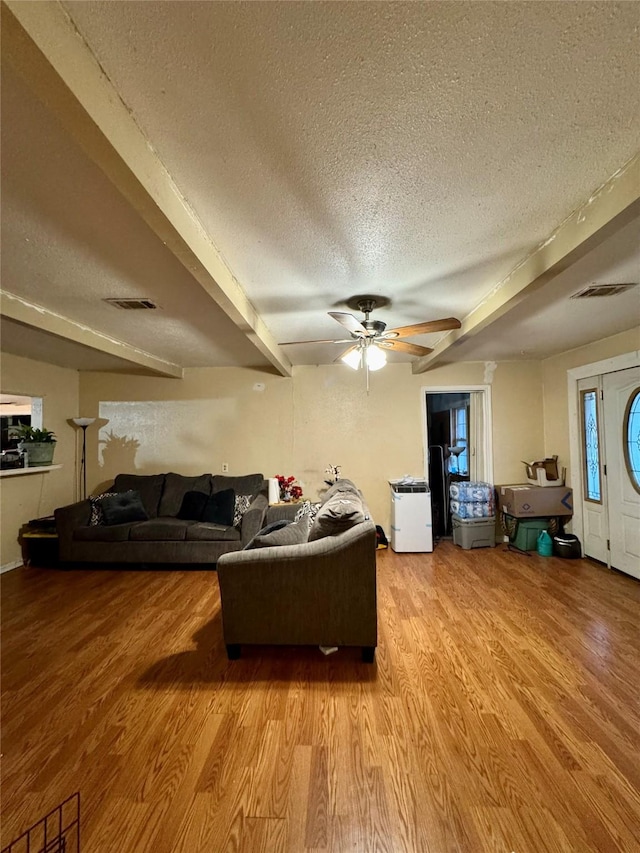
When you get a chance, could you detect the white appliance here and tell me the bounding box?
[389,480,433,552]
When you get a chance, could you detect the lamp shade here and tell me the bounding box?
[365,345,387,371]
[341,349,362,370]
[72,417,96,427]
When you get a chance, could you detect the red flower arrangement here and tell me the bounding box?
[275,474,303,502]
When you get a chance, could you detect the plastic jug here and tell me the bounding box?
[537,529,553,557]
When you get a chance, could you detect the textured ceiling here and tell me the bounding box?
[1,1,639,374]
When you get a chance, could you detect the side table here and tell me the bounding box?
[21,516,59,566]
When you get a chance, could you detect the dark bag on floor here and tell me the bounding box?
[376,525,388,550]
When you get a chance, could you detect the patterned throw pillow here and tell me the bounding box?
[233,494,253,528]
[294,500,321,524]
[89,492,118,525]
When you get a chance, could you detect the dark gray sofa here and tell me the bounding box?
[217,479,378,660]
[54,472,267,565]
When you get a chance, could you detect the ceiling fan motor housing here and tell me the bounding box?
[362,319,387,336]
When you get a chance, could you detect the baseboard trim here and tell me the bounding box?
[1,560,24,574]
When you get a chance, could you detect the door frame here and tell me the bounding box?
[567,350,640,553]
[421,385,494,484]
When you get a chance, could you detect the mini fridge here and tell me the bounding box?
[389,480,433,552]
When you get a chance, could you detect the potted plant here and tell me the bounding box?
[16,425,57,467]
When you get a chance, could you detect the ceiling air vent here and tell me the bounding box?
[570,283,637,299]
[104,298,159,310]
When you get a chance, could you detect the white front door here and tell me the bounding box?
[603,367,640,579]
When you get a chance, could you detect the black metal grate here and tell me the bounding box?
[1,793,80,853]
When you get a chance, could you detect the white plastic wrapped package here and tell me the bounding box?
[450,500,494,518]
[449,481,494,502]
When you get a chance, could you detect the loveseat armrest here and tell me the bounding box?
[240,493,268,546]
[54,500,92,560]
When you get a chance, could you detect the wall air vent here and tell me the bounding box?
[570,283,637,299]
[104,298,159,310]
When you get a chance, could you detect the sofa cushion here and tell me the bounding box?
[186,522,241,542]
[308,495,366,541]
[246,517,309,549]
[114,474,165,518]
[129,518,191,541]
[74,523,135,542]
[101,490,149,526]
[212,473,263,499]
[158,473,213,517]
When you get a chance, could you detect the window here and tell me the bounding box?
[449,405,469,475]
[623,388,640,494]
[0,395,42,451]
[581,389,601,502]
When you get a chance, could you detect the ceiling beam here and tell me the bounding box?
[2,0,292,378]
[0,291,183,378]
[412,153,640,372]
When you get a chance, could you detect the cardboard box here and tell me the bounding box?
[496,484,573,518]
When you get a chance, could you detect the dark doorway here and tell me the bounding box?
[426,392,471,538]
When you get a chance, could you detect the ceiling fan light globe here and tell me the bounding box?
[366,345,387,371]
[341,348,362,370]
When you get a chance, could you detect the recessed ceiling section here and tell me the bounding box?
[449,215,640,362]
[0,61,270,370]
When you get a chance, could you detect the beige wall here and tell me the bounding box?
[542,326,640,487]
[1,353,79,569]
[80,359,544,529]
[79,367,294,494]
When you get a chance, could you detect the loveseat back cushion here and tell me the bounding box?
[246,516,310,549]
[158,473,213,517]
[186,523,241,542]
[129,518,191,541]
[101,490,149,526]
[308,495,366,541]
[212,473,263,499]
[321,478,361,504]
[114,474,165,518]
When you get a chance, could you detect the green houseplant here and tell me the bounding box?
[16,425,57,467]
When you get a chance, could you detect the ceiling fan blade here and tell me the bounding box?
[280,338,354,345]
[333,344,360,364]
[328,311,368,335]
[380,340,433,357]
[384,317,461,338]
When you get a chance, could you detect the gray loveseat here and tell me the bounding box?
[54,472,267,566]
[217,479,378,661]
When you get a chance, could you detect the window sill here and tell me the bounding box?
[0,464,62,478]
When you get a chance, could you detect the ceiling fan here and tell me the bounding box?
[280,296,461,385]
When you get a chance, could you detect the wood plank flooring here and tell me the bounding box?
[1,544,639,852]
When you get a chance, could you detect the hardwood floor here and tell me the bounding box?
[1,544,639,852]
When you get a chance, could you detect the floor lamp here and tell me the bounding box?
[72,417,95,500]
